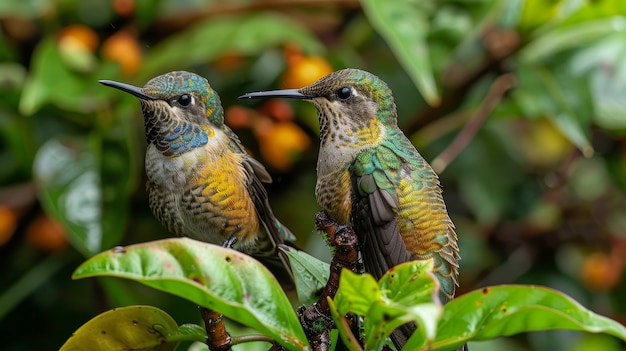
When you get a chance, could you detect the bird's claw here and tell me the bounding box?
[222,236,238,249]
[334,225,350,236]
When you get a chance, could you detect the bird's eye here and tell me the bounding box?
[177,94,192,107]
[336,87,352,100]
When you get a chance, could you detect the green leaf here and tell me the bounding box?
[361,0,439,105]
[33,137,102,256]
[19,37,105,115]
[33,135,128,256]
[60,305,178,351]
[569,33,626,131]
[334,261,442,350]
[280,246,329,304]
[334,270,380,316]
[327,298,362,351]
[513,65,594,156]
[521,16,626,64]
[135,0,162,30]
[546,0,626,29]
[140,13,323,80]
[517,0,584,31]
[72,238,310,351]
[432,285,626,350]
[0,0,50,18]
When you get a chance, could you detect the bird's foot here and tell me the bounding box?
[222,236,238,249]
[334,225,350,236]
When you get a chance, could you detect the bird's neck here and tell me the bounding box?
[142,108,212,157]
[317,117,386,177]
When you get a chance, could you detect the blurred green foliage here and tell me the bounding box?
[1,0,626,350]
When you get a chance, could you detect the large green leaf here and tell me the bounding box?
[34,137,100,256]
[361,0,439,106]
[334,260,442,350]
[33,135,129,256]
[432,285,626,350]
[140,13,323,80]
[60,305,178,351]
[72,238,310,351]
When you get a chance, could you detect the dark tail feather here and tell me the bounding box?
[390,322,415,350]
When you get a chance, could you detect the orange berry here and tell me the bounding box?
[26,214,68,253]
[283,43,304,66]
[580,252,621,292]
[280,56,333,89]
[260,99,294,122]
[252,116,275,139]
[214,51,245,71]
[113,0,135,16]
[258,121,310,171]
[58,25,99,53]
[0,206,18,246]
[102,30,142,75]
[225,106,252,129]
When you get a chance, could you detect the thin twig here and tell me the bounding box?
[154,0,360,30]
[431,73,516,173]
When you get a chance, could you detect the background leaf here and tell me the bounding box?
[361,0,439,105]
[140,13,324,80]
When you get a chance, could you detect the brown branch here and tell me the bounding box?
[153,0,360,31]
[297,211,361,351]
[431,73,516,173]
[201,307,232,351]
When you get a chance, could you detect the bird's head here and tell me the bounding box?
[100,71,224,128]
[240,68,397,147]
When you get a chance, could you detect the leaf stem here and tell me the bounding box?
[231,334,276,345]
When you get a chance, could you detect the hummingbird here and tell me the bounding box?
[99,71,295,281]
[240,68,460,348]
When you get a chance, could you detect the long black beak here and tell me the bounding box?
[99,80,156,100]
[238,89,311,100]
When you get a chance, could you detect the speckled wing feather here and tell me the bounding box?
[351,133,460,349]
[352,173,409,280]
[227,127,295,282]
